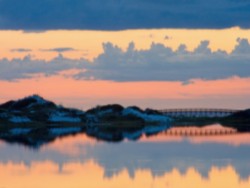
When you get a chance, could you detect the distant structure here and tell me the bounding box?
[163,125,237,136]
[158,108,242,118]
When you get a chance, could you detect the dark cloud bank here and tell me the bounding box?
[0,0,250,30]
[1,38,250,82]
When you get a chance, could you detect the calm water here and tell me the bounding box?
[0,125,250,188]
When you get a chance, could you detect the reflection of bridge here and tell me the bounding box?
[159,108,241,118]
[163,126,237,136]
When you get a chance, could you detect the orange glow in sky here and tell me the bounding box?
[0,28,250,109]
[1,3,250,188]
[0,27,250,60]
[0,75,249,109]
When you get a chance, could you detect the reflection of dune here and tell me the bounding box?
[0,160,249,188]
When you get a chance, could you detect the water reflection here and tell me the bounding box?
[0,161,249,188]
[42,134,96,156]
[140,132,250,146]
[0,123,241,148]
[0,125,249,187]
[0,123,169,148]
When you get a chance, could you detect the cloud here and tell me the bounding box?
[164,35,172,40]
[77,39,250,81]
[40,48,78,53]
[10,48,32,52]
[0,0,250,30]
[0,38,250,82]
[0,54,89,81]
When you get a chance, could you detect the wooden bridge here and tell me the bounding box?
[163,125,237,136]
[158,108,241,118]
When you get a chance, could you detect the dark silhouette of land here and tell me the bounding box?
[0,95,249,148]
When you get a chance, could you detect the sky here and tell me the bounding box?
[0,0,250,30]
[0,1,250,109]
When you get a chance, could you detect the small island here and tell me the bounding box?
[0,95,249,148]
[0,95,171,147]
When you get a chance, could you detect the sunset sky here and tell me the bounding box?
[0,0,250,109]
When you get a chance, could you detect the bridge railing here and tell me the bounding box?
[159,108,241,113]
[158,108,242,117]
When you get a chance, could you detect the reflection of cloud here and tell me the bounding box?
[42,134,96,156]
[141,125,250,146]
[0,161,249,188]
[189,134,250,146]
[1,38,250,81]
[0,141,4,148]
